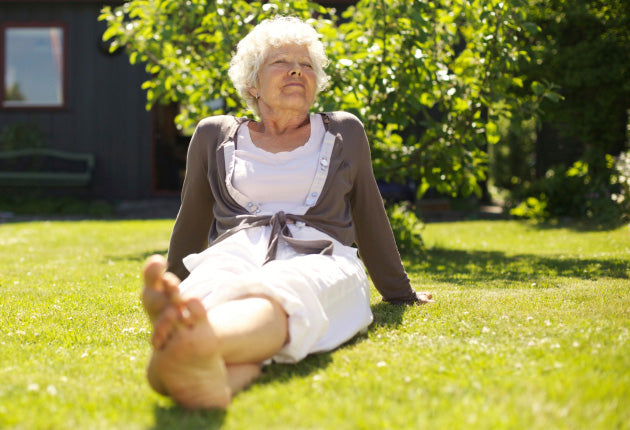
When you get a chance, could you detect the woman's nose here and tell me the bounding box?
[289,64,302,76]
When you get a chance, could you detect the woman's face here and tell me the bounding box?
[252,44,317,116]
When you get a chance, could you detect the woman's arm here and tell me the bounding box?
[345,116,419,304]
[166,119,217,280]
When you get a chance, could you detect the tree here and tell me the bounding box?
[317,0,554,198]
[99,0,330,130]
[497,0,630,224]
[100,0,549,199]
[526,0,629,160]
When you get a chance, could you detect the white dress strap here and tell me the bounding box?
[222,139,262,214]
[303,130,336,207]
[222,115,336,216]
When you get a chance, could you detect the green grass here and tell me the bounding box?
[1,219,628,429]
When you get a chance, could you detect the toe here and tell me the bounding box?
[162,272,183,305]
[186,298,208,321]
[152,306,181,350]
[143,255,167,291]
[180,298,208,327]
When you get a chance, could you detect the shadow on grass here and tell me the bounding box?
[405,247,629,284]
[106,250,168,264]
[259,350,334,384]
[370,301,406,328]
[148,343,338,428]
[524,219,629,232]
[151,404,226,430]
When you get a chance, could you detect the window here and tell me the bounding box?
[2,24,65,108]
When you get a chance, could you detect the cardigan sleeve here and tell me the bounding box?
[166,118,217,280]
[346,115,418,304]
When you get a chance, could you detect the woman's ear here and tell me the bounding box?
[248,87,258,99]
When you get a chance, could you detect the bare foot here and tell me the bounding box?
[142,255,183,324]
[149,298,232,410]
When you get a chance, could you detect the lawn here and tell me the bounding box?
[0,219,628,429]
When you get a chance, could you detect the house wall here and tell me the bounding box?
[0,0,153,200]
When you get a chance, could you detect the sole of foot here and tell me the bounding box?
[152,298,231,410]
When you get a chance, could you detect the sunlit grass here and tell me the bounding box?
[1,220,628,429]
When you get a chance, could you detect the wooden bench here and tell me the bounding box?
[0,148,95,187]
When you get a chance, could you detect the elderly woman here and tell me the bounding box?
[142,16,432,410]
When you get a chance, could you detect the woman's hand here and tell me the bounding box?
[415,291,434,304]
[385,291,434,305]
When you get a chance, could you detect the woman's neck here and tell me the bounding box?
[254,107,310,136]
[247,111,312,154]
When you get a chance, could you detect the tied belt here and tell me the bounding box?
[264,211,334,264]
[212,211,334,264]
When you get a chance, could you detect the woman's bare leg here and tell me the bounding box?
[142,255,288,409]
[208,295,289,364]
[226,364,264,392]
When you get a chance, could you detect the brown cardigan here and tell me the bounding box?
[167,111,418,304]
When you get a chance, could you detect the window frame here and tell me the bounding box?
[1,22,68,110]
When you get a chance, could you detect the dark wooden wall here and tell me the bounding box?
[0,0,153,200]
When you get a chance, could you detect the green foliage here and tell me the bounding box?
[319,0,550,198]
[510,196,549,220]
[614,150,630,207]
[495,0,630,224]
[522,0,630,156]
[99,0,329,130]
[4,82,25,101]
[0,123,47,151]
[100,0,547,199]
[385,202,425,256]
[490,115,537,191]
[509,150,630,226]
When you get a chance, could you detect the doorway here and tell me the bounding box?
[152,103,189,193]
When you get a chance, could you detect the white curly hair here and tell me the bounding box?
[228,16,330,118]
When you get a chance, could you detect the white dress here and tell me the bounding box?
[178,114,373,363]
